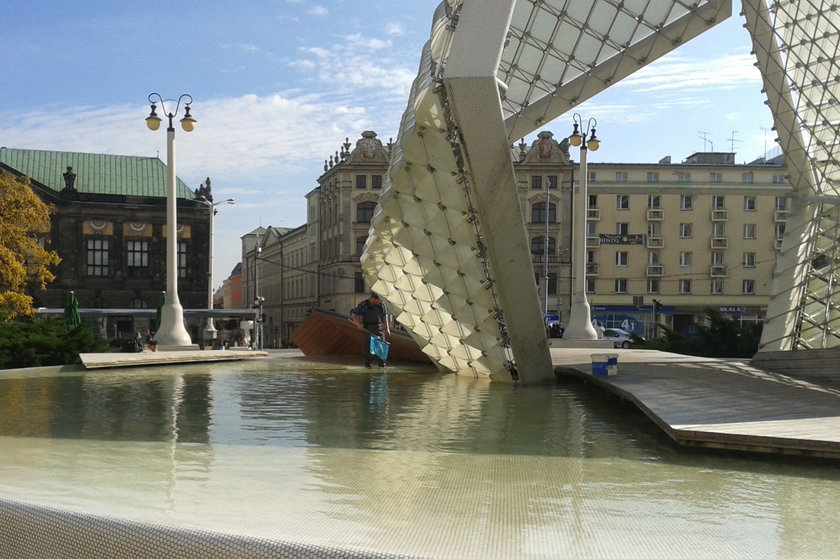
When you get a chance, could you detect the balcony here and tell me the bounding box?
[775,238,784,250]
[646,265,663,277]
[586,236,601,248]
[710,265,727,277]
[586,263,599,276]
[710,237,729,249]
[711,209,729,221]
[531,254,560,264]
[646,208,664,221]
[646,236,664,248]
[587,208,601,220]
[775,210,789,222]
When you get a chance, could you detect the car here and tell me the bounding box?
[601,328,637,349]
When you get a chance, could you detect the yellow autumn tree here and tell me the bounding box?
[0,171,61,319]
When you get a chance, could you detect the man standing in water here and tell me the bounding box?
[350,292,391,367]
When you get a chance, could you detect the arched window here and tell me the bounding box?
[356,201,377,223]
[531,202,556,224]
[356,235,368,256]
[530,236,556,256]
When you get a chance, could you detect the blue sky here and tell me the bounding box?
[1,1,773,287]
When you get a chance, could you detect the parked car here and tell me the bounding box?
[602,328,638,349]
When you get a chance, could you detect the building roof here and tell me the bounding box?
[0,147,194,198]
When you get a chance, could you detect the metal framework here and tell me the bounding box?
[362,0,838,381]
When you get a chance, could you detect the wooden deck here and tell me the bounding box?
[80,349,269,369]
[551,348,840,459]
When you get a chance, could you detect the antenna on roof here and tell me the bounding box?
[698,131,713,152]
[728,130,741,153]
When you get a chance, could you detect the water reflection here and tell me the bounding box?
[2,359,840,557]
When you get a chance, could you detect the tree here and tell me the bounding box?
[0,171,61,319]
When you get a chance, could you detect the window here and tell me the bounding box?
[616,171,628,182]
[536,273,558,294]
[356,201,376,223]
[679,252,693,267]
[712,222,726,237]
[743,252,756,268]
[86,239,109,276]
[680,195,693,210]
[588,171,597,182]
[647,279,660,293]
[679,223,693,238]
[743,196,757,211]
[648,195,661,209]
[647,172,659,182]
[587,222,597,237]
[588,194,598,209]
[648,222,662,236]
[742,172,754,183]
[178,242,187,279]
[744,223,756,239]
[710,172,722,183]
[531,175,543,189]
[531,202,556,223]
[616,195,629,209]
[126,240,149,278]
[614,279,628,293]
[355,175,367,189]
[711,279,724,294]
[354,272,366,294]
[776,196,788,210]
[586,278,596,293]
[772,174,787,184]
[648,251,661,265]
[371,175,383,189]
[712,196,725,210]
[616,222,629,235]
[711,252,725,266]
[547,175,558,189]
[679,279,692,294]
[677,172,691,183]
[615,251,628,266]
[587,250,596,264]
[742,279,756,294]
[775,223,786,239]
[531,236,556,257]
[356,235,367,257]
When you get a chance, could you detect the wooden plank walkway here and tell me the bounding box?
[551,348,840,459]
[80,349,269,369]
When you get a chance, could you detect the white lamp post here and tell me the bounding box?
[564,113,601,340]
[197,196,234,343]
[145,93,196,346]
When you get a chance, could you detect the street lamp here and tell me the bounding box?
[564,113,601,340]
[197,195,235,343]
[145,92,196,346]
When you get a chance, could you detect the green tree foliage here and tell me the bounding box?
[0,318,109,369]
[0,171,61,320]
[639,308,763,358]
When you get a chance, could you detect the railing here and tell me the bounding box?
[586,208,601,220]
[646,208,664,220]
[646,265,663,277]
[586,236,601,248]
[775,238,784,250]
[711,210,729,221]
[710,265,727,277]
[586,263,600,275]
[647,236,664,248]
[711,237,729,249]
[775,210,789,222]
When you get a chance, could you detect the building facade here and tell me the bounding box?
[241,131,789,347]
[1,147,212,340]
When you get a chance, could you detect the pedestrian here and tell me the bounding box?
[350,292,391,367]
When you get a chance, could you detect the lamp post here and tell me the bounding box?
[197,196,235,344]
[145,93,197,346]
[564,113,601,340]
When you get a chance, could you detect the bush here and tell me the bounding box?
[0,318,109,369]
[637,308,763,359]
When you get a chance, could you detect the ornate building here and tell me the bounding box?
[0,147,211,339]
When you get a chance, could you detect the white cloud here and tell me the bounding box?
[618,53,760,93]
[307,5,328,17]
[386,23,405,37]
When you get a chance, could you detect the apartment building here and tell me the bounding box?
[241,130,789,347]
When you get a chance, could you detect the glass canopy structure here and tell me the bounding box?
[362,0,840,382]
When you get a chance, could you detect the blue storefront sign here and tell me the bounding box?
[592,304,675,337]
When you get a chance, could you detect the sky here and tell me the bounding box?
[1,1,775,289]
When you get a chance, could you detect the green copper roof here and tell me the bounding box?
[0,147,194,198]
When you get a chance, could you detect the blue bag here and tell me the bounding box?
[369,335,390,361]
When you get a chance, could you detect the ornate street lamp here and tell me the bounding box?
[564,113,601,340]
[145,93,196,346]
[197,196,235,343]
